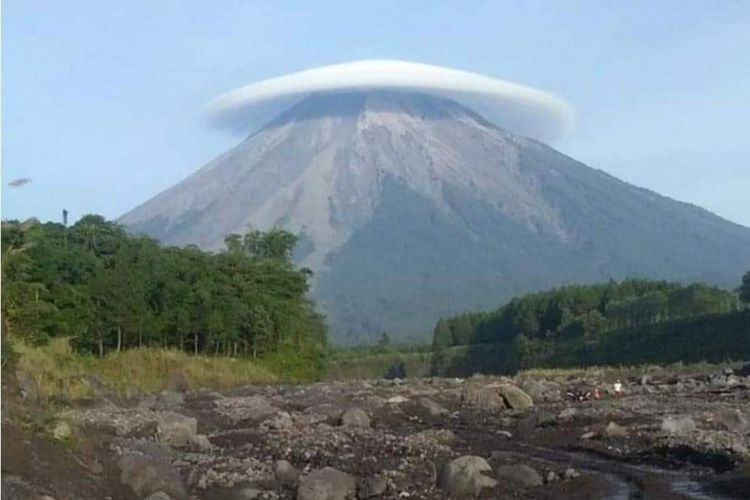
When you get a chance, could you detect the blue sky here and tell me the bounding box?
[3,0,749,226]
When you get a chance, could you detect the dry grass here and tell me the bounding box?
[13,338,277,401]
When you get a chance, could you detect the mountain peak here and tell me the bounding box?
[266,90,499,130]
[121,91,750,342]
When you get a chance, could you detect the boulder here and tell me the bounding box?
[604,421,629,438]
[235,488,263,499]
[297,467,356,500]
[558,408,577,421]
[118,453,188,500]
[144,493,173,500]
[274,460,300,487]
[563,468,580,480]
[188,434,212,452]
[495,385,534,410]
[339,407,371,429]
[710,410,749,433]
[360,476,388,497]
[156,413,197,449]
[419,398,448,416]
[661,417,696,435]
[52,421,73,441]
[520,380,546,402]
[264,411,294,430]
[460,387,506,411]
[521,410,556,430]
[438,456,498,497]
[495,464,543,487]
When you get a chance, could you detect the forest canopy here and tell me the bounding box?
[1,216,327,360]
[433,278,742,350]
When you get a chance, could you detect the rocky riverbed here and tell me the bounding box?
[3,366,749,499]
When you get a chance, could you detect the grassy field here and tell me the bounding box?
[11,338,279,401]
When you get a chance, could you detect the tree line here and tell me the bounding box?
[433,277,748,350]
[1,216,327,359]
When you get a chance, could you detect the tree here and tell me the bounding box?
[740,270,750,307]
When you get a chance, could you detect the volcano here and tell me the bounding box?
[121,90,750,343]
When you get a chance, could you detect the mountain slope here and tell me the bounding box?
[121,91,750,342]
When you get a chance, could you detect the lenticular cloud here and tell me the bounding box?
[205,60,574,143]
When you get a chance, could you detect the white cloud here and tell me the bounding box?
[205,59,574,143]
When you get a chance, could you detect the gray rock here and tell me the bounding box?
[520,380,546,402]
[387,395,409,404]
[339,407,371,429]
[297,467,356,500]
[118,453,188,500]
[604,421,629,438]
[557,407,577,420]
[495,464,543,487]
[438,456,498,497]
[460,387,506,411]
[188,434,212,452]
[521,410,556,429]
[235,488,263,499]
[563,468,580,480]
[156,413,197,448]
[661,417,696,435]
[265,411,294,430]
[710,410,749,433]
[274,460,300,487]
[143,493,173,500]
[360,476,388,497]
[495,384,534,410]
[52,421,73,441]
[546,471,558,483]
[580,431,597,440]
[419,398,448,416]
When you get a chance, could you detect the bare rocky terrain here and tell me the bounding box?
[3,365,750,499]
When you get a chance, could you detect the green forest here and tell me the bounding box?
[1,216,327,365]
[432,276,750,373]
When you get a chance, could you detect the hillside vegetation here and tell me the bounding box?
[1,216,327,380]
[432,276,750,375]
